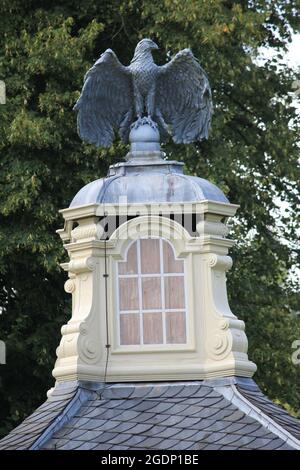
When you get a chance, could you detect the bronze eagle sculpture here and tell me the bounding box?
[74,38,212,147]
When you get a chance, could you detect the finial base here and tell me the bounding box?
[129,117,161,154]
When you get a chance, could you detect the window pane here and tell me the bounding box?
[117,238,187,347]
[166,312,186,344]
[120,314,140,345]
[142,277,161,310]
[140,239,160,274]
[143,312,163,344]
[163,241,184,273]
[164,276,185,309]
[118,242,137,274]
[119,278,139,311]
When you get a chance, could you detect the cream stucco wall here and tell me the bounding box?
[52,201,256,382]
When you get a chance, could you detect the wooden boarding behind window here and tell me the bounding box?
[118,238,187,346]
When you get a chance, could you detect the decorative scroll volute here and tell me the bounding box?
[71,218,104,242]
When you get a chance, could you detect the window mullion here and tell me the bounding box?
[159,239,166,345]
[137,239,144,345]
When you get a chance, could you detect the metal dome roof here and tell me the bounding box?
[70,159,228,207]
[70,123,228,208]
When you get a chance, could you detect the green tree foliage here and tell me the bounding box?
[0,0,299,436]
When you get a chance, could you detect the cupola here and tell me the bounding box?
[53,122,256,383]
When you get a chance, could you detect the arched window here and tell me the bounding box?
[117,238,187,346]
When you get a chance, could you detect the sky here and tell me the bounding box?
[286,34,300,68]
[258,33,300,69]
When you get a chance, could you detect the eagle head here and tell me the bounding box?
[134,38,159,55]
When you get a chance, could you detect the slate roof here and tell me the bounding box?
[0,377,299,450]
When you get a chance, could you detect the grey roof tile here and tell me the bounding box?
[146,386,171,399]
[143,425,178,439]
[232,422,262,435]
[218,433,254,447]
[60,440,94,450]
[250,427,275,438]
[135,437,163,448]
[109,421,138,433]
[93,408,123,420]
[175,429,209,441]
[190,406,228,420]
[176,384,202,397]
[197,396,225,407]
[49,439,68,449]
[237,436,271,449]
[222,409,245,422]
[176,416,201,428]
[272,442,293,450]
[75,418,107,430]
[169,397,201,406]
[114,399,144,410]
[113,409,141,421]
[70,417,90,428]
[168,403,192,414]
[157,414,187,427]
[59,428,85,440]
[195,388,221,399]
[139,401,174,414]
[203,432,229,444]
[181,404,206,416]
[54,438,72,449]
[199,443,223,450]
[93,443,113,450]
[173,440,195,450]
[258,438,288,450]
[93,432,119,443]
[127,423,154,434]
[117,435,147,447]
[1,379,299,451]
[105,432,132,445]
[219,444,245,451]
[131,412,156,423]
[160,385,186,398]
[42,440,56,450]
[5,434,41,449]
[97,399,125,409]
[237,382,300,441]
[83,407,105,419]
[101,385,136,400]
[77,429,104,441]
[0,391,75,450]
[110,445,130,450]
[76,441,99,450]
[183,417,214,432]
[129,386,154,399]
[155,438,181,450]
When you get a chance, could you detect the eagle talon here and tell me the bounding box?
[131,116,158,131]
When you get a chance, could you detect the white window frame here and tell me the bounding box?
[116,237,189,347]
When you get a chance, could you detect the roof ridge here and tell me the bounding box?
[214,382,300,450]
[30,384,96,450]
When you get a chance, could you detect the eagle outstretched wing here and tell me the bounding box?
[156,49,212,144]
[74,49,134,147]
